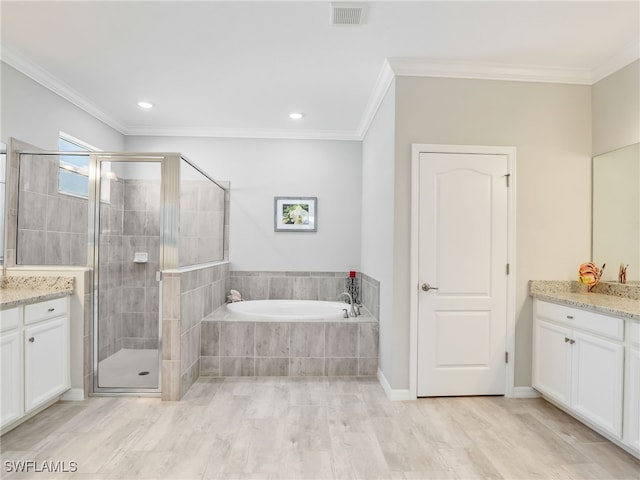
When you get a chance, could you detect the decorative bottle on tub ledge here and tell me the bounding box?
[346,271,359,304]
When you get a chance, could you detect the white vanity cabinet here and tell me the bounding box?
[624,321,640,452]
[1,307,22,427]
[533,299,624,438]
[0,296,70,433]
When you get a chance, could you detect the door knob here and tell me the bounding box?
[421,283,439,292]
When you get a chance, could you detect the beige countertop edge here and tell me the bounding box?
[0,289,73,309]
[531,292,640,321]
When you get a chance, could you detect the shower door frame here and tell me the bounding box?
[89,152,181,395]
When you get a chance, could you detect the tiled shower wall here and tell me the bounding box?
[120,180,161,350]
[162,262,229,400]
[97,177,125,361]
[97,178,161,360]
[17,154,88,265]
[179,180,227,267]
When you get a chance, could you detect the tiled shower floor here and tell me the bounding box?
[97,348,159,389]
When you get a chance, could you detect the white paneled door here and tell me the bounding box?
[417,152,509,396]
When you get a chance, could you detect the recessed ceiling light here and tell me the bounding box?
[289,112,304,120]
[137,101,153,109]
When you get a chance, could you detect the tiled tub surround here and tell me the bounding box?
[162,261,229,400]
[200,304,379,377]
[359,272,380,322]
[228,271,380,316]
[529,280,640,319]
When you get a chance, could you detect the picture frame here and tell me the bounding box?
[274,196,317,232]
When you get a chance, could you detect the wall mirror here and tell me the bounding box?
[0,142,6,272]
[592,142,640,282]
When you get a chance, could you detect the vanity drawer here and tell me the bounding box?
[0,307,20,332]
[24,297,67,325]
[535,300,623,341]
[629,321,640,348]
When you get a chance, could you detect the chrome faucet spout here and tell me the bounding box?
[338,291,358,317]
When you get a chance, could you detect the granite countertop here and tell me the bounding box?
[0,276,75,309]
[530,281,640,321]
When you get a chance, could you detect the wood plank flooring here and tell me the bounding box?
[1,377,639,479]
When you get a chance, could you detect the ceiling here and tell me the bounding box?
[1,1,639,140]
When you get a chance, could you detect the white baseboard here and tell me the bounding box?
[377,369,414,401]
[60,388,85,401]
[508,386,541,398]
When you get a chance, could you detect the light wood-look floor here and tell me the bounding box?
[1,377,639,479]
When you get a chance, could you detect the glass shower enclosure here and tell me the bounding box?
[15,149,226,395]
[91,156,165,392]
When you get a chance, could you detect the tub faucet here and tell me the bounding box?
[338,291,358,317]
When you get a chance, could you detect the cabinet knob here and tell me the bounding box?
[47,308,55,312]
[566,315,574,319]
[569,339,575,345]
[564,337,570,343]
[28,337,35,343]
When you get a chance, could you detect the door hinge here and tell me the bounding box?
[505,352,509,363]
[155,271,163,282]
[504,173,511,187]
[506,263,510,275]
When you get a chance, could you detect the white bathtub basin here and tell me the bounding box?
[226,299,350,321]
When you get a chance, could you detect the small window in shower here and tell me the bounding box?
[58,135,90,198]
[57,133,110,202]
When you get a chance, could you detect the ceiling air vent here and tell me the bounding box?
[330,2,366,25]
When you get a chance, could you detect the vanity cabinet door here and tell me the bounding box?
[571,330,623,437]
[624,345,640,452]
[533,319,572,407]
[24,316,69,413]
[0,330,23,428]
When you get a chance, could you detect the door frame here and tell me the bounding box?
[409,144,517,399]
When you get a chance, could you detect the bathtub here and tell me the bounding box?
[226,299,350,321]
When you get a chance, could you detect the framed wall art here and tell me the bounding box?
[274,196,317,232]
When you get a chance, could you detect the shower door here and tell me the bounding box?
[92,157,163,393]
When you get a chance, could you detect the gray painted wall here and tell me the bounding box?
[592,59,640,156]
[361,82,396,387]
[125,136,363,273]
[392,76,592,389]
[1,63,124,151]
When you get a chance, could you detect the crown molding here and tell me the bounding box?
[356,59,395,139]
[4,39,638,143]
[591,39,640,84]
[1,43,359,141]
[387,57,593,85]
[356,47,640,139]
[125,126,361,141]
[1,43,127,134]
